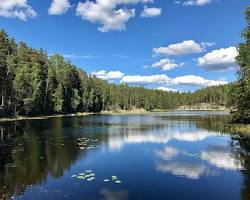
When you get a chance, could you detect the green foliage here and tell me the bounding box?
[54,83,64,113]
[0,30,17,115]
[14,63,41,114]
[231,7,250,124]
[71,88,81,112]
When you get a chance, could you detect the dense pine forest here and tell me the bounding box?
[0,30,232,117]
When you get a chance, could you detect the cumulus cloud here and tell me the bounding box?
[0,0,37,20]
[92,70,125,80]
[152,59,185,71]
[107,126,216,151]
[198,47,238,71]
[141,6,161,17]
[121,74,171,85]
[155,147,180,160]
[201,145,243,170]
[156,87,178,92]
[48,0,71,15]
[121,74,227,87]
[170,75,228,87]
[153,40,215,56]
[91,69,228,89]
[76,0,153,32]
[183,0,212,6]
[156,161,206,179]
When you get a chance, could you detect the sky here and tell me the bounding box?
[0,0,249,92]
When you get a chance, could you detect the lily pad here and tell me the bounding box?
[103,179,110,182]
[77,176,85,180]
[87,177,95,181]
[115,180,122,184]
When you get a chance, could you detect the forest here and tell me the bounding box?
[0,6,249,122]
[0,29,232,117]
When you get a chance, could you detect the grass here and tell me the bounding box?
[224,124,250,135]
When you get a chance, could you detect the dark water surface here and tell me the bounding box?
[1,112,250,200]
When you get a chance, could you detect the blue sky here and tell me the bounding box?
[0,0,248,92]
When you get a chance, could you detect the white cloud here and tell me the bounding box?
[141,6,161,17]
[76,0,153,32]
[156,87,178,92]
[107,126,216,151]
[152,59,185,71]
[121,74,227,87]
[121,74,171,85]
[153,40,214,56]
[201,145,243,170]
[155,147,180,160]
[92,70,124,80]
[170,75,228,87]
[183,0,212,6]
[198,47,238,71]
[48,0,71,15]
[0,0,37,20]
[156,161,206,179]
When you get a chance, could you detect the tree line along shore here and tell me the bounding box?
[0,30,231,118]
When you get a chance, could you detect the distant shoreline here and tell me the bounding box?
[176,109,230,112]
[0,112,94,122]
[0,110,150,122]
[0,109,230,122]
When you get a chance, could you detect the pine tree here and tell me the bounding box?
[232,7,250,123]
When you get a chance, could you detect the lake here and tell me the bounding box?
[0,112,250,200]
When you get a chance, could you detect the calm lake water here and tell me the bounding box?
[1,112,250,200]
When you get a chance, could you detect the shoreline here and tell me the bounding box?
[0,109,230,122]
[0,110,149,122]
[1,110,249,135]
[0,112,94,122]
[176,109,230,112]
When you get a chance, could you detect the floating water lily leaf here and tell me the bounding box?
[77,176,85,179]
[115,180,121,184]
[111,176,118,180]
[79,173,85,176]
[85,170,92,173]
[87,177,95,181]
[71,175,77,178]
[103,179,109,182]
[79,147,85,150]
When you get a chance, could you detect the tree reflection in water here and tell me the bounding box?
[0,118,93,199]
[0,113,249,199]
